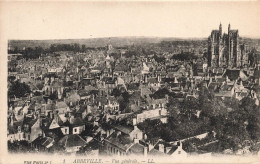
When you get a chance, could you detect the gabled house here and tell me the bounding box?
[102,118,145,156]
[23,117,43,143]
[58,134,87,153]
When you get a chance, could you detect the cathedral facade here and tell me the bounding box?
[208,23,249,68]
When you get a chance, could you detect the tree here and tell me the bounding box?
[153,54,165,63]
[181,96,199,120]
[166,96,181,122]
[8,81,31,98]
[111,88,121,97]
[246,104,260,141]
[117,91,130,111]
[81,44,87,52]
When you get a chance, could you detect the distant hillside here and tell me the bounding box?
[8,37,206,50]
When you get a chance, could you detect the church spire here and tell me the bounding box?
[219,22,222,36]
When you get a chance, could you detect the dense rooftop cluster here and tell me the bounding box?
[7,33,260,157]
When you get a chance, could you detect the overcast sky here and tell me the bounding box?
[1,1,260,40]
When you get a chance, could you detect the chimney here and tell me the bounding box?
[149,144,154,151]
[177,141,183,149]
[144,134,147,140]
[165,94,169,102]
[157,74,161,82]
[50,112,53,119]
[117,131,121,137]
[86,105,91,114]
[10,114,14,126]
[144,75,148,83]
[174,76,178,83]
[133,118,137,130]
[69,114,74,124]
[226,76,229,82]
[159,144,164,153]
[179,142,183,149]
[106,130,110,137]
[144,147,148,157]
[61,87,64,94]
[58,89,61,99]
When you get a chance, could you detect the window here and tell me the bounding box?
[74,128,77,133]
[65,128,68,134]
[178,151,181,154]
[28,135,30,140]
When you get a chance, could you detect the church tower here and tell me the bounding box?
[219,23,222,37]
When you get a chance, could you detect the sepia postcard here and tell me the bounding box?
[1,1,260,164]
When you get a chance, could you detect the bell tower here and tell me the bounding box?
[219,22,222,37]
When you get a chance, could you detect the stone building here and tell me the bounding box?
[208,23,250,68]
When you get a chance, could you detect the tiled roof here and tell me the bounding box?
[129,143,145,154]
[147,78,158,84]
[59,134,87,148]
[32,136,54,147]
[70,117,84,126]
[105,132,133,151]
[147,148,166,156]
[112,124,134,134]
[55,101,68,109]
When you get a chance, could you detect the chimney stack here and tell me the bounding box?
[106,130,110,137]
[10,114,14,126]
[117,131,121,137]
[133,118,137,130]
[159,144,164,153]
[144,147,148,157]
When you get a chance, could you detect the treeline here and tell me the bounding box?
[160,40,208,48]
[9,43,109,60]
[171,51,198,61]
